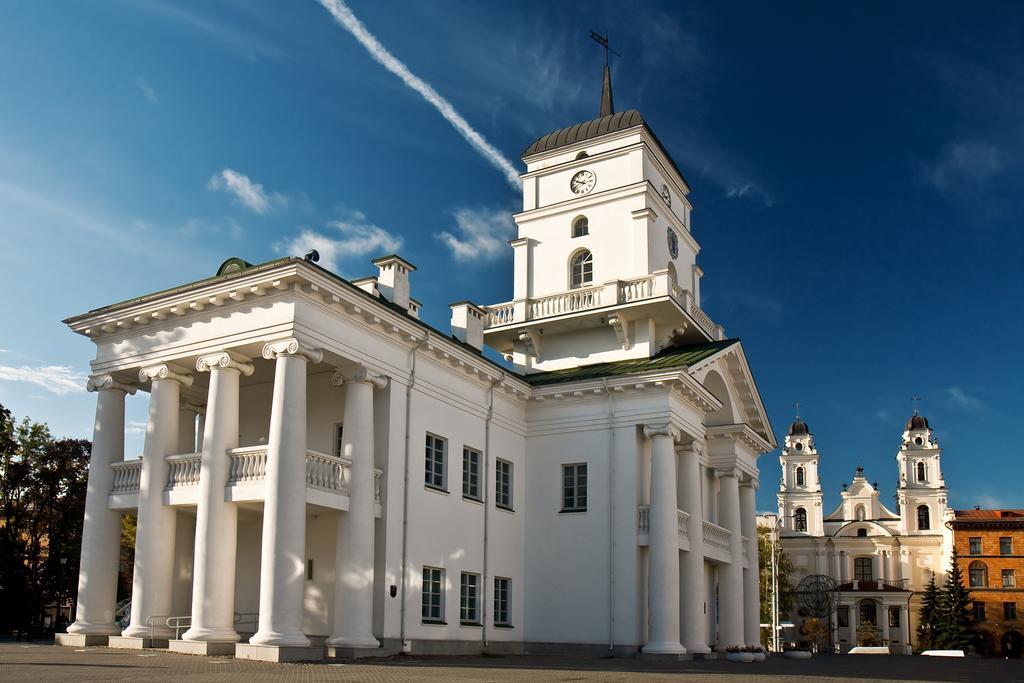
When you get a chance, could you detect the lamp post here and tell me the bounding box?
[762,513,793,653]
[58,556,67,626]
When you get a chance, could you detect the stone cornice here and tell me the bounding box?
[705,423,774,456]
[529,369,722,415]
[262,338,323,364]
[196,351,255,376]
[138,364,193,387]
[86,374,137,395]
[331,366,388,389]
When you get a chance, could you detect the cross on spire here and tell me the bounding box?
[793,401,801,420]
[589,31,621,117]
[911,395,921,415]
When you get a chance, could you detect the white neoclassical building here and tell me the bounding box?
[773,414,953,653]
[57,74,775,662]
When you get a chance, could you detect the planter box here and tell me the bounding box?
[751,652,766,662]
[726,652,754,663]
[783,650,812,659]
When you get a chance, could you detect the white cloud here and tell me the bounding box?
[126,420,148,436]
[725,183,776,208]
[946,387,985,412]
[316,0,520,191]
[435,207,516,263]
[277,211,403,273]
[925,140,1003,192]
[207,169,283,214]
[134,76,158,105]
[0,365,88,396]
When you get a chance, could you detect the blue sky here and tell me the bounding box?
[1,1,1021,513]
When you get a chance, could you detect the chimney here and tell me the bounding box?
[373,254,416,311]
[450,301,486,351]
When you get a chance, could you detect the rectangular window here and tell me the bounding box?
[1005,602,1018,621]
[969,537,982,555]
[1003,569,1016,588]
[973,601,986,622]
[495,458,513,510]
[333,423,344,457]
[888,606,900,628]
[460,572,480,624]
[462,447,481,500]
[854,556,873,582]
[562,463,588,512]
[307,559,314,581]
[425,434,447,491]
[838,606,849,628]
[421,566,444,622]
[1000,536,1013,555]
[494,577,511,626]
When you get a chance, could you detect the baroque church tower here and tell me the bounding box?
[895,412,949,536]
[777,418,824,536]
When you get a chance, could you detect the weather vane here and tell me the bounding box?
[911,395,921,415]
[793,400,801,420]
[589,30,622,66]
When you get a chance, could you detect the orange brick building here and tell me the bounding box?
[951,509,1024,657]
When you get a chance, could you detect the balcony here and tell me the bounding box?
[702,520,733,564]
[836,578,910,592]
[637,505,691,551]
[108,449,383,516]
[484,270,720,342]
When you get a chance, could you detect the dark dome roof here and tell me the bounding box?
[523,110,645,157]
[906,414,930,431]
[788,419,810,436]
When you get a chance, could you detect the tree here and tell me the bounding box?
[856,621,882,647]
[937,548,973,652]
[917,574,941,651]
[801,617,829,653]
[757,525,796,648]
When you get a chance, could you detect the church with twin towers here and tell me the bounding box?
[58,57,775,661]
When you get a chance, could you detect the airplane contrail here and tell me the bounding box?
[316,0,521,191]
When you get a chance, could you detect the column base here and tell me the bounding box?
[325,634,380,649]
[684,642,713,655]
[55,633,111,647]
[249,630,311,648]
[325,645,391,659]
[66,621,121,637]
[235,643,324,663]
[640,641,688,657]
[108,635,169,649]
[182,626,241,643]
[168,639,238,656]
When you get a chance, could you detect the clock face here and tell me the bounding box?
[667,228,679,259]
[661,183,671,206]
[570,170,596,195]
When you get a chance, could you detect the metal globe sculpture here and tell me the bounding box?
[795,574,838,618]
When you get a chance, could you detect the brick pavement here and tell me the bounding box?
[1,642,1022,682]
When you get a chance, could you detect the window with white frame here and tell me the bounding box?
[562,463,587,512]
[494,577,511,626]
[421,566,444,622]
[569,250,593,289]
[462,447,481,500]
[425,434,447,490]
[1003,569,1016,588]
[495,458,513,510]
[1000,536,1013,555]
[460,572,480,624]
[969,537,982,555]
[333,423,344,457]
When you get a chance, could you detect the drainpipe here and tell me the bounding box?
[481,375,501,650]
[604,377,616,651]
[399,334,428,652]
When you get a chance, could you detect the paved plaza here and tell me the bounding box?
[0,643,1021,682]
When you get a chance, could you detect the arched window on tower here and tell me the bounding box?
[916,461,926,482]
[794,507,807,532]
[969,561,989,588]
[570,249,593,289]
[796,466,805,487]
[571,215,589,238]
[917,505,930,530]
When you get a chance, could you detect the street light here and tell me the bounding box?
[59,556,67,626]
[761,513,793,653]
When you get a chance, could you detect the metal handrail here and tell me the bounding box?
[234,612,259,630]
[144,614,170,641]
[165,615,191,640]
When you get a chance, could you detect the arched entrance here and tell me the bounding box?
[1002,631,1023,658]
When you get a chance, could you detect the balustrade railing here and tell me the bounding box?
[702,520,732,553]
[166,453,201,489]
[486,302,516,327]
[305,449,351,495]
[677,509,690,540]
[227,446,268,485]
[619,275,655,303]
[110,459,142,494]
[529,287,602,318]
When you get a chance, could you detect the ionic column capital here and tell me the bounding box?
[643,423,680,442]
[714,466,741,479]
[196,351,255,376]
[262,337,323,364]
[331,366,388,389]
[86,373,136,395]
[138,364,193,387]
[678,438,704,456]
[740,474,760,491]
[180,399,206,415]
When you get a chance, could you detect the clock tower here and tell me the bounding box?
[483,67,722,373]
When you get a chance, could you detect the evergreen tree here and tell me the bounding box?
[937,548,973,651]
[916,574,941,650]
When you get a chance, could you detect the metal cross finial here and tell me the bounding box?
[911,395,921,415]
[793,401,801,420]
[589,30,621,67]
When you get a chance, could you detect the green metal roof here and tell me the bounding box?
[524,338,739,387]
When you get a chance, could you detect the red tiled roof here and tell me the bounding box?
[953,509,1024,520]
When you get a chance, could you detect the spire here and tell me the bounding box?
[600,63,614,117]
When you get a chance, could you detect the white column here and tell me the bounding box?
[642,424,685,655]
[678,441,709,654]
[716,468,744,649]
[839,551,848,583]
[250,338,322,648]
[182,352,253,643]
[327,366,387,648]
[67,375,134,636]
[739,478,760,647]
[881,602,890,645]
[178,404,199,454]
[123,364,192,639]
